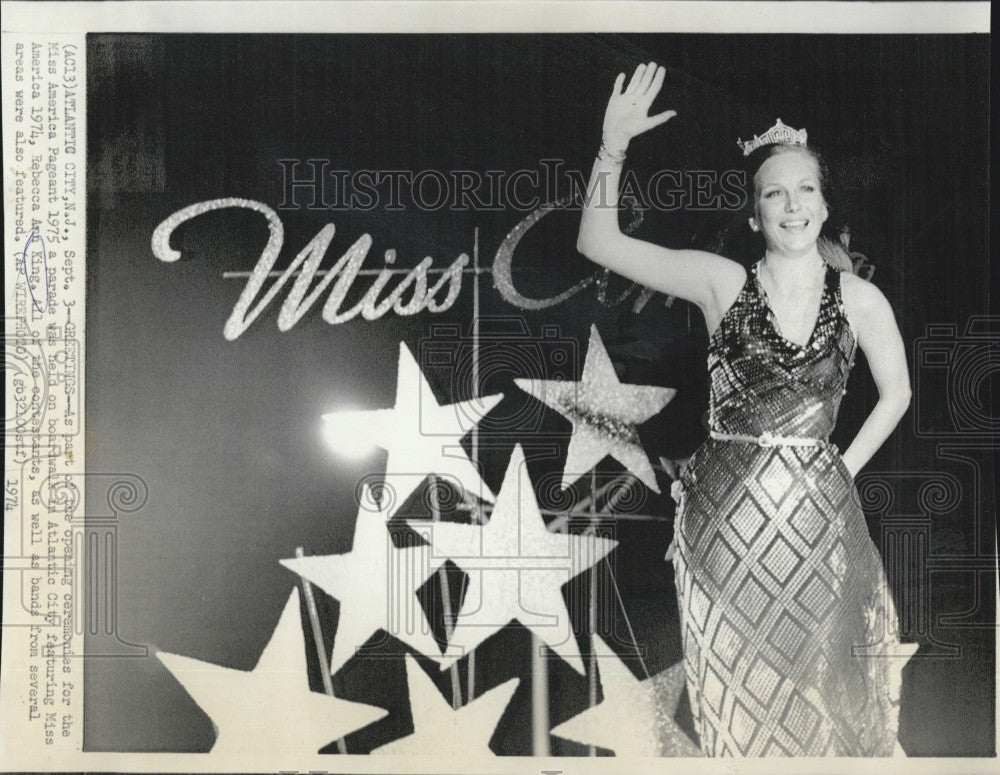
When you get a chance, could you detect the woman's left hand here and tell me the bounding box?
[839,272,912,475]
[664,534,678,562]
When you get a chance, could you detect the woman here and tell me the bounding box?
[577,62,912,756]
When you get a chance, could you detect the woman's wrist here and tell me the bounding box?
[597,138,627,165]
[602,132,629,155]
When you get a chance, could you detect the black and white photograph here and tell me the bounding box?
[1,2,994,772]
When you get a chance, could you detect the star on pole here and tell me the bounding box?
[280,486,447,675]
[408,444,618,674]
[323,342,502,516]
[515,324,675,493]
[550,636,701,756]
[156,588,388,756]
[372,654,519,755]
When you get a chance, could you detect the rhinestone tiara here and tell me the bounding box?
[737,118,808,157]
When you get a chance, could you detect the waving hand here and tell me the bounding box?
[603,62,677,152]
[578,60,745,326]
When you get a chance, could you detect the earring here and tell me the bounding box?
[749,219,760,232]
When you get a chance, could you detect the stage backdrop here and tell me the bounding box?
[85,33,993,755]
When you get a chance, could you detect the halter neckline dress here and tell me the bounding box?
[670,261,908,756]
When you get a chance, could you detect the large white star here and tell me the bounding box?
[515,324,675,493]
[408,444,618,674]
[551,636,701,756]
[323,342,502,516]
[372,654,519,755]
[156,588,387,756]
[280,486,448,675]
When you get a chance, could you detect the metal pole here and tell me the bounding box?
[428,476,463,708]
[587,469,598,757]
[295,546,348,754]
[468,226,480,703]
[531,634,550,755]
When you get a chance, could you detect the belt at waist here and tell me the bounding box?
[709,429,830,448]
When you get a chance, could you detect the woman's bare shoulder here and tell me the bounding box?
[840,270,891,310]
[712,255,749,298]
[705,256,749,334]
[839,270,897,334]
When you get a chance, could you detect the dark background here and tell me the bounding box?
[85,34,993,755]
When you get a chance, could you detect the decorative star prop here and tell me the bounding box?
[156,588,388,755]
[324,342,503,516]
[280,486,447,675]
[515,324,675,493]
[551,636,701,756]
[408,444,618,674]
[373,654,519,755]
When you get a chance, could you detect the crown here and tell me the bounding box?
[737,118,808,156]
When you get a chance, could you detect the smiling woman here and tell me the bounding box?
[746,147,833,347]
[575,62,914,756]
[753,149,828,257]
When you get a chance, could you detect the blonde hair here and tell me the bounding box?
[818,235,855,272]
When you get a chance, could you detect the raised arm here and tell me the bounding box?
[839,273,912,477]
[577,62,744,329]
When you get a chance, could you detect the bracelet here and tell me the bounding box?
[597,139,627,165]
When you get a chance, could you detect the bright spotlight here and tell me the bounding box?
[321,409,381,460]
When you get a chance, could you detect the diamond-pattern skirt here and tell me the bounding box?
[672,439,905,756]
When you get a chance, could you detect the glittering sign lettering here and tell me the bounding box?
[152,196,655,339]
[151,198,467,339]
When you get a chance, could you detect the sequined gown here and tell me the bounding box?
[671,262,906,756]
